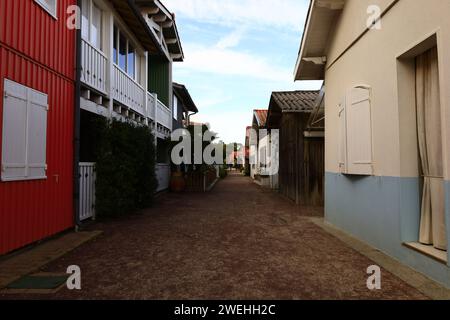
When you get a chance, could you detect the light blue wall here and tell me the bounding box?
[446,181,450,266]
[325,172,450,288]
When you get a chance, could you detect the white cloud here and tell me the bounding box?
[179,42,292,82]
[186,78,322,144]
[191,111,252,145]
[216,27,247,49]
[166,0,318,144]
[194,87,233,109]
[165,0,309,31]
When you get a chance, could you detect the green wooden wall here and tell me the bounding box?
[148,56,170,107]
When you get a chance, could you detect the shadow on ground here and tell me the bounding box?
[0,174,427,300]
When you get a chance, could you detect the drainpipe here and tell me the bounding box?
[73,0,82,231]
[187,111,198,126]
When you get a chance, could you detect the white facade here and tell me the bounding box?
[80,0,173,137]
[79,0,183,195]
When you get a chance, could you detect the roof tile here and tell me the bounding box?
[254,110,268,127]
[271,90,319,112]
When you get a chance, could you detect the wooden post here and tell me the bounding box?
[105,11,114,120]
[143,51,149,126]
[154,93,158,146]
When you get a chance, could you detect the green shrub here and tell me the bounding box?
[95,119,157,217]
[219,166,228,179]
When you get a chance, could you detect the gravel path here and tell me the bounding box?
[1,173,427,300]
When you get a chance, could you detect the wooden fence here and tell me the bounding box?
[79,162,96,221]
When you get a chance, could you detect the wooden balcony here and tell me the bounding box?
[147,92,172,133]
[112,65,145,117]
[156,99,172,131]
[80,41,171,131]
[147,91,156,119]
[81,39,107,94]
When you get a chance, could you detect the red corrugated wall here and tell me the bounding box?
[0,0,76,255]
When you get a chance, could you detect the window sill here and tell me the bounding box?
[403,242,448,265]
[1,176,47,182]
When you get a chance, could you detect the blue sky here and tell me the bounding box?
[165,0,322,144]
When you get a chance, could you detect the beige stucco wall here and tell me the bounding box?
[324,0,450,179]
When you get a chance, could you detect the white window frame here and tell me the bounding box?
[1,79,48,182]
[113,24,137,80]
[173,95,178,121]
[35,0,58,19]
[81,0,103,51]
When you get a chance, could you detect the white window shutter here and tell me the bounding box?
[338,99,347,174]
[1,79,48,182]
[346,86,373,175]
[1,80,28,181]
[34,0,58,18]
[27,88,48,179]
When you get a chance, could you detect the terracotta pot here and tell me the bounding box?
[170,172,186,192]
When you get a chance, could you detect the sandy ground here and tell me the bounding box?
[1,173,427,300]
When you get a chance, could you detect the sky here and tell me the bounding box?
[165,0,322,145]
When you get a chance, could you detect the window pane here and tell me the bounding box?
[127,43,135,79]
[81,0,89,40]
[91,4,102,49]
[113,25,118,64]
[173,96,178,120]
[135,55,141,83]
[118,32,127,71]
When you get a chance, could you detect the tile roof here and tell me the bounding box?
[271,90,319,112]
[253,110,268,127]
[173,82,198,113]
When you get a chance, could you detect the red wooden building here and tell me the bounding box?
[0,0,76,255]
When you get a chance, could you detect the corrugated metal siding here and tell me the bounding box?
[0,0,76,80]
[148,56,169,106]
[0,0,76,255]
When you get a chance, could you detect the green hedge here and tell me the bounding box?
[94,119,158,217]
[219,166,228,179]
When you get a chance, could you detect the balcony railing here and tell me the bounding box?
[80,39,107,94]
[147,92,156,120]
[80,40,172,130]
[146,93,171,131]
[156,100,172,130]
[112,65,145,116]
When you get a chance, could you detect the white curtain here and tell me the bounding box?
[416,47,447,251]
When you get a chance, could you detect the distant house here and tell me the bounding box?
[244,126,252,175]
[266,90,324,206]
[173,82,198,130]
[171,82,199,178]
[250,110,268,182]
[295,0,450,287]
